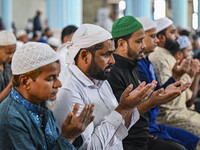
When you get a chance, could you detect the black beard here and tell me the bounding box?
[164,37,180,55]
[87,57,113,80]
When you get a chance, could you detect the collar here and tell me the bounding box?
[68,64,104,88]
[142,56,151,65]
[113,53,138,70]
[156,46,172,56]
[11,88,46,114]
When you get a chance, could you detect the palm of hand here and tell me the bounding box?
[164,83,179,94]
[187,59,199,77]
[62,113,87,139]
[173,59,190,78]
[149,81,184,106]
[120,81,157,110]
[61,104,94,141]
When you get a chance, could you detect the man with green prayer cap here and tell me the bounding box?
[107,15,188,150]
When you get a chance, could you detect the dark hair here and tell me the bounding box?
[157,28,167,37]
[173,48,184,56]
[13,68,42,87]
[179,30,189,37]
[74,42,105,63]
[13,60,59,87]
[113,33,132,49]
[36,10,41,15]
[61,25,78,42]
[44,27,50,33]
[193,50,200,60]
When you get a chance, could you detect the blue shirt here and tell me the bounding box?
[138,57,175,123]
[0,88,77,150]
[137,57,199,150]
[0,63,12,92]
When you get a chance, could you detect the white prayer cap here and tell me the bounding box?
[0,30,16,46]
[47,37,61,48]
[155,17,173,33]
[57,24,112,64]
[177,35,191,49]
[12,42,59,75]
[136,17,156,31]
[16,30,27,39]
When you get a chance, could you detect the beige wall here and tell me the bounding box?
[12,0,106,30]
[83,0,105,23]
[9,0,195,31]
[12,0,46,30]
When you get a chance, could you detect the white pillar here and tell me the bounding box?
[171,0,188,28]
[1,0,12,30]
[47,0,82,29]
[125,0,152,18]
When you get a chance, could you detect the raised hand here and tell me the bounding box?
[187,59,200,78]
[172,57,191,80]
[147,81,187,108]
[147,88,180,108]
[165,81,190,94]
[117,80,157,113]
[61,103,94,143]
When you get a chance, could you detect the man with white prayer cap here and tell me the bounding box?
[57,25,77,69]
[149,17,200,145]
[0,30,16,103]
[47,36,61,51]
[16,30,28,49]
[53,23,155,150]
[0,42,95,149]
[174,35,199,109]
[137,17,200,150]
[155,17,173,33]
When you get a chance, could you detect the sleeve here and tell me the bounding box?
[137,62,163,91]
[107,69,140,128]
[150,57,173,85]
[0,121,39,150]
[180,74,193,101]
[53,136,77,150]
[162,77,176,89]
[53,87,129,150]
[107,69,127,102]
[127,108,140,130]
[0,116,77,150]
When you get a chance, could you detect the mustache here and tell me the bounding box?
[105,64,113,70]
[139,48,145,54]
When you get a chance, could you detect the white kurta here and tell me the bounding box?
[53,64,140,150]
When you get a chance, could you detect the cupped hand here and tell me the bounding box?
[118,80,157,111]
[61,103,95,143]
[172,57,191,80]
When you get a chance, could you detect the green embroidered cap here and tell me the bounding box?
[111,15,143,38]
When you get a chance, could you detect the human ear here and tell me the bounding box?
[79,49,90,64]
[19,75,31,90]
[158,34,165,42]
[118,39,127,51]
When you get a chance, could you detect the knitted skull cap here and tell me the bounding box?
[16,30,27,39]
[12,42,59,75]
[136,17,156,31]
[0,30,16,46]
[177,35,191,49]
[155,17,173,33]
[111,15,143,38]
[47,37,61,48]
